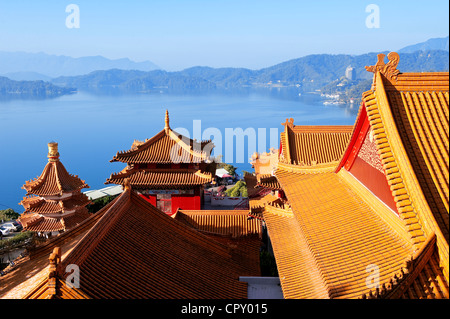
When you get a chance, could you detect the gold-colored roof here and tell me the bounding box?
[173,209,262,238]
[361,60,448,285]
[264,52,449,299]
[280,121,353,166]
[106,168,213,188]
[268,168,413,299]
[111,111,213,164]
[23,188,261,299]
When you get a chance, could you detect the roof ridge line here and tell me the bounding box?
[367,73,428,250]
[130,190,234,258]
[362,233,437,299]
[167,129,208,159]
[273,171,336,298]
[110,129,166,162]
[59,187,131,271]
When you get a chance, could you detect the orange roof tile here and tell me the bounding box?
[280,120,353,166]
[22,143,89,197]
[380,73,449,239]
[256,174,281,190]
[363,233,449,299]
[270,167,413,299]
[20,193,90,215]
[360,56,448,285]
[22,161,89,197]
[174,209,262,238]
[0,198,116,299]
[111,110,213,164]
[23,187,260,299]
[256,52,449,299]
[19,207,91,232]
[105,168,213,188]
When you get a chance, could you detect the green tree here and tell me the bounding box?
[0,208,20,221]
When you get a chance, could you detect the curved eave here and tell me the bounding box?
[110,128,214,164]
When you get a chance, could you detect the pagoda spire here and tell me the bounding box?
[47,141,60,162]
[165,109,170,134]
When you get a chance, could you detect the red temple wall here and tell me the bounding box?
[348,129,399,214]
[138,189,201,215]
[349,156,398,213]
[139,194,157,206]
[171,194,201,213]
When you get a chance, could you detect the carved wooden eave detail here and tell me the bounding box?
[282,118,295,130]
[361,233,441,299]
[365,51,401,82]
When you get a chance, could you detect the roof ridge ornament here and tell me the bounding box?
[165,109,170,134]
[282,118,295,130]
[47,141,60,162]
[365,52,401,81]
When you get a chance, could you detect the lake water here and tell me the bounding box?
[0,90,358,213]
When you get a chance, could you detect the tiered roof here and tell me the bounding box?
[106,110,215,188]
[111,110,213,165]
[280,122,353,166]
[253,52,449,299]
[21,185,261,299]
[22,151,88,197]
[272,165,413,298]
[18,142,90,232]
[173,209,262,238]
[106,168,213,189]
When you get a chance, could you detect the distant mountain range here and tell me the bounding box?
[0,51,160,79]
[0,36,448,99]
[398,36,449,53]
[0,76,75,100]
[51,50,449,94]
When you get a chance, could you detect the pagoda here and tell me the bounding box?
[18,142,91,234]
[106,110,215,215]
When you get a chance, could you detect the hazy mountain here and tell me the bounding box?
[0,76,75,100]
[51,50,449,94]
[1,71,52,81]
[0,51,160,78]
[398,36,449,53]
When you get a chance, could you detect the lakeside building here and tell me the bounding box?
[246,52,449,299]
[20,183,262,298]
[1,182,262,298]
[345,65,356,80]
[1,51,447,300]
[105,110,215,215]
[1,115,264,299]
[17,142,91,235]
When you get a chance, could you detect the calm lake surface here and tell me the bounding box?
[0,90,358,213]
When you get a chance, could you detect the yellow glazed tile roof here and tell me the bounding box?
[381,74,449,239]
[271,168,413,299]
[110,111,213,164]
[280,122,353,166]
[173,209,262,238]
[361,62,449,285]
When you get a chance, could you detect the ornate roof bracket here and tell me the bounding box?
[48,247,62,297]
[361,233,437,299]
[365,52,401,82]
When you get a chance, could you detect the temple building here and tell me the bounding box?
[105,110,215,215]
[18,142,91,234]
[1,181,262,299]
[247,52,449,299]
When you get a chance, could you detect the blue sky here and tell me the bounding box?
[0,0,448,70]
